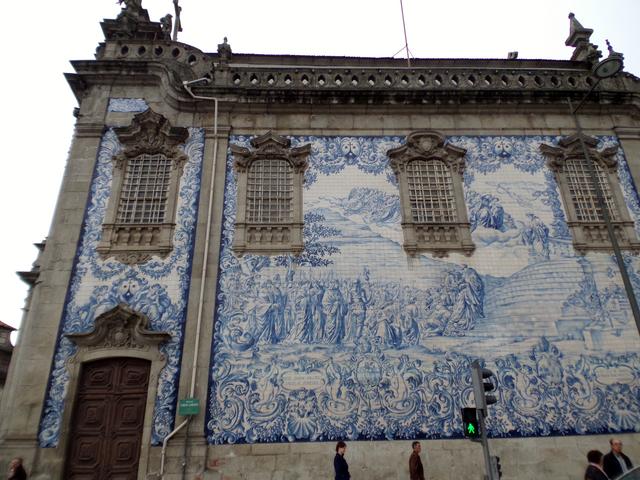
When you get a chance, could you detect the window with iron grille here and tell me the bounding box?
[387,130,475,257]
[247,159,293,223]
[231,132,310,255]
[540,135,640,253]
[565,158,617,222]
[97,109,189,264]
[407,160,457,223]
[116,154,172,224]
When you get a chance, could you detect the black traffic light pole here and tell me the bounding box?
[476,407,495,480]
[471,360,497,480]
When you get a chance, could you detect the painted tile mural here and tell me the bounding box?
[206,135,640,444]
[38,126,204,447]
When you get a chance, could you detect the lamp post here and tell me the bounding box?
[568,41,640,336]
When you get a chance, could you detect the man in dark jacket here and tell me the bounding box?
[409,441,425,480]
[603,438,633,479]
[585,450,609,480]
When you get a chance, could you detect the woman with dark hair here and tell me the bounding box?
[7,457,27,480]
[585,450,609,480]
[334,441,350,480]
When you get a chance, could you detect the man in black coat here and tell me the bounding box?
[409,441,425,480]
[603,438,633,479]
[585,450,609,480]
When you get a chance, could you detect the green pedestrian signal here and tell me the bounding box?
[461,407,480,439]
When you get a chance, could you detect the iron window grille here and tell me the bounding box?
[407,159,457,223]
[116,154,172,224]
[246,159,293,224]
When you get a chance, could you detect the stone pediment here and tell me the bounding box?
[66,304,170,351]
[231,131,310,173]
[540,134,619,172]
[387,130,467,175]
[114,109,189,167]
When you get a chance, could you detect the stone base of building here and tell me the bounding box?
[5,432,635,480]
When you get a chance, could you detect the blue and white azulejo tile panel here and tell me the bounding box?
[206,135,640,444]
[38,127,204,447]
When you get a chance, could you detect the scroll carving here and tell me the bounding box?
[66,303,170,352]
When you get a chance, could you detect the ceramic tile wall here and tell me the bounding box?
[37,112,204,447]
[206,135,640,444]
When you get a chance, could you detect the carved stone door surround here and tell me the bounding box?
[60,304,171,480]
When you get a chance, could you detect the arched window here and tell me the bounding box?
[98,109,189,264]
[388,131,474,257]
[231,132,310,255]
[541,134,640,253]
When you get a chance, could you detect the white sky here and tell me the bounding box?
[0,0,638,335]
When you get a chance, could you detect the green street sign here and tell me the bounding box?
[178,398,200,416]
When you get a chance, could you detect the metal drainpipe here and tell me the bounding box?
[159,77,220,479]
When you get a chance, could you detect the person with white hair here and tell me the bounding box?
[603,438,633,479]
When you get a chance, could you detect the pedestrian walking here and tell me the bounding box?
[7,457,27,480]
[585,450,609,480]
[409,441,425,480]
[603,438,633,479]
[334,441,350,480]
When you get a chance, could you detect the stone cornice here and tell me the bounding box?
[66,37,640,113]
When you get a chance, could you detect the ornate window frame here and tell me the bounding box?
[61,304,171,480]
[387,130,475,257]
[231,131,310,255]
[541,134,640,253]
[97,109,189,264]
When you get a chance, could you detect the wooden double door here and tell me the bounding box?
[65,357,150,480]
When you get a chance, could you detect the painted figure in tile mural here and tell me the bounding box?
[520,213,550,260]
[324,280,348,344]
[309,281,326,342]
[401,291,420,345]
[348,279,369,341]
[377,292,404,348]
[254,280,285,344]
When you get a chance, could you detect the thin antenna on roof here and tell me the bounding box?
[399,0,411,67]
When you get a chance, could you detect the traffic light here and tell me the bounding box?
[461,407,480,439]
[491,455,503,478]
[471,360,498,411]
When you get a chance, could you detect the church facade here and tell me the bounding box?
[1,4,640,479]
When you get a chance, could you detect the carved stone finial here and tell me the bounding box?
[567,12,587,34]
[565,12,602,64]
[118,0,144,14]
[103,0,156,40]
[116,0,148,21]
[160,14,172,40]
[606,39,614,54]
[218,37,232,64]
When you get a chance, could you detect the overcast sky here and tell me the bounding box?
[0,1,638,336]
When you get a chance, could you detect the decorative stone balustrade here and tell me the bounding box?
[224,67,598,92]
